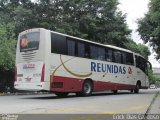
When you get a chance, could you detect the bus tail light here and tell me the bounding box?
[15,66,17,82]
[41,64,45,82]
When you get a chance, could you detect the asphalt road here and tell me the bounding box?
[0,89,159,114]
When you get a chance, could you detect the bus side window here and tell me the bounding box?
[140,58,144,71]
[51,33,66,54]
[98,47,105,61]
[135,56,139,67]
[113,50,122,63]
[90,45,98,60]
[67,38,76,56]
[106,49,112,62]
[126,53,134,65]
[122,52,127,64]
[140,58,146,73]
[84,43,90,58]
[135,55,146,72]
[77,42,85,58]
[90,45,105,61]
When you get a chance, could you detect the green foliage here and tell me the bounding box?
[0,0,131,48]
[125,40,151,60]
[0,0,35,36]
[50,0,131,48]
[0,0,151,72]
[0,23,16,71]
[148,69,154,83]
[148,69,160,84]
[137,0,160,59]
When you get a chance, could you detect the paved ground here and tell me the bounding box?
[148,90,160,114]
[0,89,160,120]
[0,89,159,115]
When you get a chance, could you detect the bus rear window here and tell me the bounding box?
[20,32,40,52]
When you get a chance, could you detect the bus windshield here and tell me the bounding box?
[20,32,40,52]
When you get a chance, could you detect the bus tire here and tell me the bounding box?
[130,90,134,93]
[76,92,82,97]
[113,90,118,94]
[55,92,68,97]
[81,80,93,96]
[134,83,140,93]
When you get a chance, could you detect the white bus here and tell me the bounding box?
[14,28,152,97]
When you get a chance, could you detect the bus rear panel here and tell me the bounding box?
[14,28,50,91]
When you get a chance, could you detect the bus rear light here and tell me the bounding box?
[41,64,45,82]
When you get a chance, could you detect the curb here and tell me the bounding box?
[0,92,50,96]
[144,91,160,118]
[0,93,5,96]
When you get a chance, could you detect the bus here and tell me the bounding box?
[14,28,152,97]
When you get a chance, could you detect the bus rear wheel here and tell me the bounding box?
[81,80,93,96]
[134,83,140,93]
[112,90,118,94]
[55,92,68,97]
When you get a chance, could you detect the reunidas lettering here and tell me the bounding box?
[91,62,126,74]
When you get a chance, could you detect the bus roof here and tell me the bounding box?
[49,29,133,53]
[23,28,144,58]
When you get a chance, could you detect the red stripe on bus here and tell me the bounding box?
[50,76,83,92]
[50,76,140,92]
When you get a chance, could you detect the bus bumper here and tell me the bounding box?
[14,82,50,91]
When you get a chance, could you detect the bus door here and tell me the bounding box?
[135,56,148,87]
[146,61,152,86]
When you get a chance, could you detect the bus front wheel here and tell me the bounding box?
[130,90,134,93]
[134,83,140,93]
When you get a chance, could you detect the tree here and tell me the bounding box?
[125,40,150,60]
[0,0,35,36]
[0,23,16,71]
[148,69,156,84]
[137,0,160,59]
[0,23,16,92]
[35,0,151,59]
[0,0,151,63]
[0,0,131,48]
[49,0,131,48]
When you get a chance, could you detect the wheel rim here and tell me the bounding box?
[84,83,91,94]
